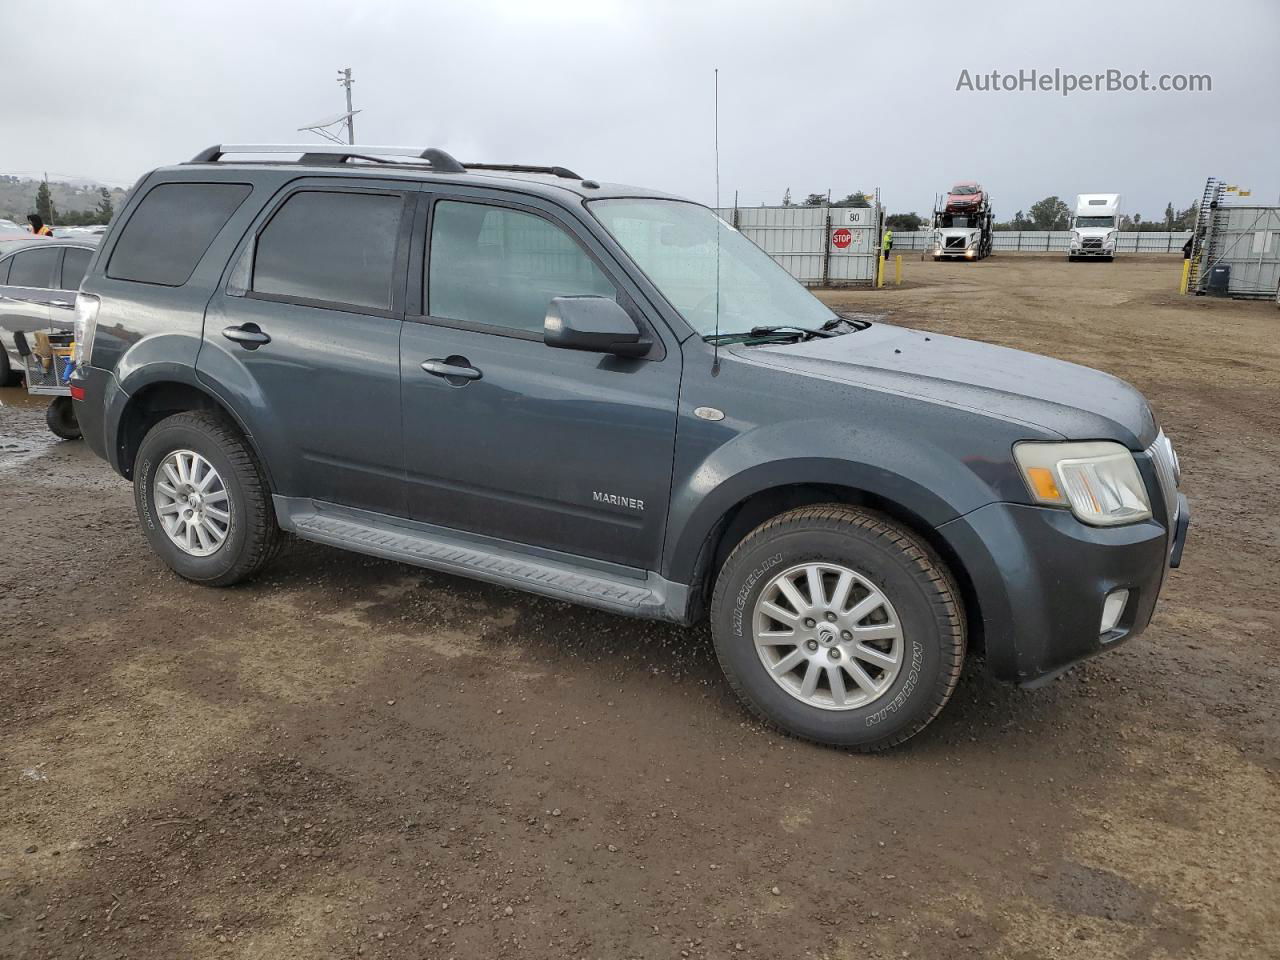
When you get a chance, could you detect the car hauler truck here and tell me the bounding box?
[932,182,993,261]
[1069,194,1122,261]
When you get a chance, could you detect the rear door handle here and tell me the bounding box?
[421,358,482,382]
[222,323,271,350]
[49,299,74,309]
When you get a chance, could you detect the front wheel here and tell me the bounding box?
[710,505,966,751]
[134,411,281,586]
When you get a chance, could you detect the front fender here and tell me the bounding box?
[661,415,1019,583]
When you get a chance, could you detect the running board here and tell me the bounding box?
[273,497,689,623]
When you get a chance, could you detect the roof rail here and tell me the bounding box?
[189,144,466,173]
[188,145,583,180]
[463,163,583,180]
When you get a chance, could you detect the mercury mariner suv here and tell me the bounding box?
[70,143,1190,751]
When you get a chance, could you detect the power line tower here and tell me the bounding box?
[297,67,360,145]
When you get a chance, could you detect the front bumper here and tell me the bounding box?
[937,498,1188,685]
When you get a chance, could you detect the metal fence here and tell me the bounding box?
[717,205,880,286]
[1195,206,1280,299]
[889,231,1192,253]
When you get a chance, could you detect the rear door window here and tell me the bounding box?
[61,247,92,289]
[7,247,60,287]
[252,190,403,311]
[107,181,251,286]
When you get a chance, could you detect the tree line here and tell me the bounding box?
[33,181,115,226]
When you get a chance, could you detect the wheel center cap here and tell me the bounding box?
[817,625,839,646]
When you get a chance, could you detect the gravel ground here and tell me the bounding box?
[1,254,1277,959]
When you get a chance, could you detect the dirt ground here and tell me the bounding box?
[2,254,1278,960]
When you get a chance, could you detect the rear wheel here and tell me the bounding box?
[45,396,81,440]
[710,505,965,751]
[134,411,281,586]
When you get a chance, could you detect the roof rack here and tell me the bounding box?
[188,145,581,180]
[190,144,466,172]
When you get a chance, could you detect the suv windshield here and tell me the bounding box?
[589,198,834,338]
[951,184,980,196]
[1075,216,1116,228]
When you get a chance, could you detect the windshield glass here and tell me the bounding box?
[1075,216,1115,228]
[588,198,834,338]
[950,184,980,196]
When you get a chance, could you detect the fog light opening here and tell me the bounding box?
[1100,589,1130,635]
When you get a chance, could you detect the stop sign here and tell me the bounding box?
[832,227,852,248]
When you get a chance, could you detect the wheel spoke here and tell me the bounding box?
[156,480,179,499]
[844,659,880,695]
[805,566,826,607]
[769,648,806,677]
[852,643,900,669]
[203,489,228,506]
[193,521,213,552]
[851,624,900,644]
[830,570,855,613]
[827,666,848,706]
[799,660,822,698]
[847,593,884,624]
[157,501,183,516]
[204,505,230,525]
[162,463,182,489]
[197,464,219,491]
[775,576,809,615]
[760,600,800,626]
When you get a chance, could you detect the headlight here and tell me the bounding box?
[71,294,100,367]
[1014,441,1152,526]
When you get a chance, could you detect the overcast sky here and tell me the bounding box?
[5,0,1277,219]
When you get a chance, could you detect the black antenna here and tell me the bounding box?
[712,67,721,376]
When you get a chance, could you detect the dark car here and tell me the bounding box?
[70,144,1189,751]
[0,237,98,385]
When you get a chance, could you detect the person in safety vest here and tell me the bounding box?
[27,215,53,237]
[882,228,893,260]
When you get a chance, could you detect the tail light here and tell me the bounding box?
[72,294,100,367]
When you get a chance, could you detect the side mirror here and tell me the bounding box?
[544,296,650,357]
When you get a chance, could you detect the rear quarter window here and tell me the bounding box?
[107,181,251,286]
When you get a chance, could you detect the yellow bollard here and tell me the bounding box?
[876,254,884,288]
[895,255,903,286]
[1178,257,1191,295]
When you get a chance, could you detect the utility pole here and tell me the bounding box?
[338,68,355,144]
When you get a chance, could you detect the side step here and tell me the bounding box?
[273,497,688,622]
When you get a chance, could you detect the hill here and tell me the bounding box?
[0,175,130,224]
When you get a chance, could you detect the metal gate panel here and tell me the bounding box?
[1203,206,1280,298]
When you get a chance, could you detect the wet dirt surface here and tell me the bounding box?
[2,255,1278,959]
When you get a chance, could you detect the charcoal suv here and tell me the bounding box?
[70,144,1189,750]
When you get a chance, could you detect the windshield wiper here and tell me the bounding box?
[705,324,834,344]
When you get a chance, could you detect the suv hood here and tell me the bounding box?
[745,323,1156,447]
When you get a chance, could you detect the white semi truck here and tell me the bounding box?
[1069,194,1122,261]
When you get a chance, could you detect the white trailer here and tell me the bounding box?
[1069,193,1122,261]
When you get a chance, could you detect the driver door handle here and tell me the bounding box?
[49,299,74,309]
[421,358,482,381]
[222,323,271,349]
